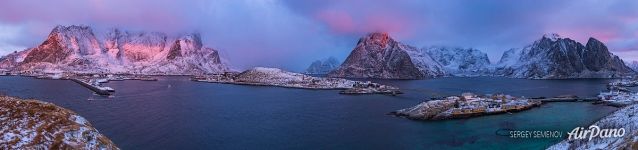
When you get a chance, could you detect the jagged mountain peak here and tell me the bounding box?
[51,25,93,33]
[496,34,634,79]
[22,25,102,64]
[305,56,340,74]
[5,25,230,75]
[585,37,607,50]
[359,32,392,48]
[542,33,562,41]
[329,32,444,79]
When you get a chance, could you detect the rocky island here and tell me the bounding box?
[192,67,401,95]
[390,93,541,120]
[0,96,118,149]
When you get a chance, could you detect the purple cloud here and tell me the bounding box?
[0,0,637,70]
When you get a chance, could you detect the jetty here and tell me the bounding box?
[530,95,600,102]
[70,79,112,96]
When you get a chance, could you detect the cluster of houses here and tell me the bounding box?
[340,81,402,95]
[598,79,638,107]
[444,93,541,117]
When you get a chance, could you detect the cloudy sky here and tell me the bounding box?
[0,0,637,71]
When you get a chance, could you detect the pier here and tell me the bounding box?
[70,79,112,96]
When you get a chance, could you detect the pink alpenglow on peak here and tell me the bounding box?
[0,25,230,75]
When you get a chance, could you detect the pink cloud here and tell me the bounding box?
[315,10,355,33]
[314,9,416,39]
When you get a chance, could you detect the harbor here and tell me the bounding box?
[1,72,160,96]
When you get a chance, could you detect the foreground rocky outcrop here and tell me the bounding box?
[547,104,638,150]
[329,32,445,79]
[0,96,118,149]
[1,25,230,75]
[495,34,634,79]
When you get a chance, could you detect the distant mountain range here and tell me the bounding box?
[1,25,634,79]
[304,57,340,74]
[494,34,633,79]
[0,25,229,75]
[328,32,635,79]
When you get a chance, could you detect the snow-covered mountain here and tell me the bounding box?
[305,57,340,74]
[425,46,492,76]
[0,49,31,70]
[626,61,638,72]
[329,32,445,79]
[1,25,230,75]
[495,33,634,79]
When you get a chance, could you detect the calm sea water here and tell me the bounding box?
[0,76,618,150]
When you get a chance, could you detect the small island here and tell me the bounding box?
[192,67,401,95]
[0,96,119,149]
[390,93,541,120]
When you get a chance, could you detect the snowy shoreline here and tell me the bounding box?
[192,67,402,95]
[547,104,638,150]
[390,93,542,120]
[0,96,119,149]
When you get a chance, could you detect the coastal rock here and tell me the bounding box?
[0,96,119,149]
[392,100,455,120]
[4,25,230,75]
[329,32,445,79]
[547,104,638,150]
[305,57,340,74]
[425,46,492,76]
[495,33,634,79]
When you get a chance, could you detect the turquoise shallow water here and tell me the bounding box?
[0,76,618,149]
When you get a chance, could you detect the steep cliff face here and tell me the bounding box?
[140,34,228,75]
[329,32,444,79]
[495,34,634,79]
[4,25,230,75]
[104,29,168,62]
[22,25,103,64]
[425,46,492,76]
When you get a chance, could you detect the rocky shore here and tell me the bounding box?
[192,67,401,95]
[547,104,638,150]
[0,96,118,149]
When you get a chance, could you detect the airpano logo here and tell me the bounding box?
[567,125,625,141]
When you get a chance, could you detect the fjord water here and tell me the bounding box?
[0,76,617,149]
